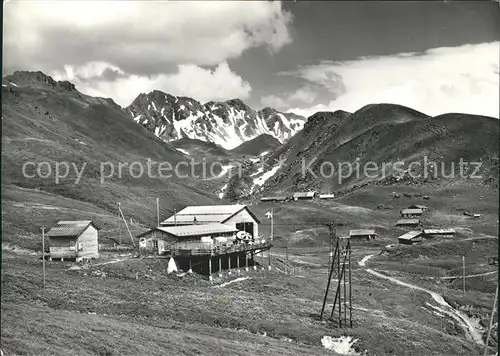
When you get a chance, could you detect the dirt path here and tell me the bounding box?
[213,276,251,288]
[358,254,484,345]
[272,252,321,267]
[426,271,497,280]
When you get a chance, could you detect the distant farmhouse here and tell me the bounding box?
[423,228,456,236]
[293,192,317,201]
[46,220,100,261]
[464,211,481,218]
[395,219,420,228]
[408,204,429,212]
[260,196,288,203]
[397,230,423,245]
[319,194,335,200]
[349,229,378,240]
[400,208,424,218]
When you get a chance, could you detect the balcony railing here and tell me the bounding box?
[164,239,272,257]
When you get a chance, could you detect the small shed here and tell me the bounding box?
[46,220,100,261]
[319,194,335,200]
[395,219,420,228]
[408,204,429,212]
[464,211,481,218]
[423,228,456,236]
[260,196,287,203]
[400,208,424,218]
[293,192,317,201]
[349,229,378,240]
[398,231,423,245]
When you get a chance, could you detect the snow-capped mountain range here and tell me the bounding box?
[126,90,306,149]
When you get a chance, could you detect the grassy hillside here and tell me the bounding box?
[2,72,222,248]
[169,137,231,159]
[225,105,498,200]
[230,134,282,157]
[2,73,498,356]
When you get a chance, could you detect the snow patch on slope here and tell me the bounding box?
[321,336,362,355]
[253,165,280,187]
[175,148,190,156]
[218,183,229,199]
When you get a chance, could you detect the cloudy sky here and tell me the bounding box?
[3,1,499,118]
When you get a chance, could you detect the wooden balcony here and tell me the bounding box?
[165,240,272,257]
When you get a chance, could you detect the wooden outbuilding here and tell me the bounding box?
[46,220,100,261]
[422,228,456,236]
[395,219,420,228]
[349,229,378,240]
[400,208,424,218]
[319,194,335,200]
[260,196,287,203]
[407,204,429,212]
[398,231,423,245]
[292,192,317,201]
[464,211,481,218]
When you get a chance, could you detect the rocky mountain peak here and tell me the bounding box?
[126,90,306,149]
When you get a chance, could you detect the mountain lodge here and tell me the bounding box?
[139,205,271,278]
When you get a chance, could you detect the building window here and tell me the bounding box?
[153,239,158,250]
[78,243,84,251]
[69,240,76,251]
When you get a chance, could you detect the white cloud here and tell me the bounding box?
[260,86,320,111]
[3,1,293,74]
[285,42,500,118]
[288,86,318,104]
[286,104,331,118]
[53,61,252,106]
[261,95,288,110]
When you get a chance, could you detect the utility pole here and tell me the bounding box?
[320,223,352,328]
[320,224,338,319]
[462,256,466,294]
[156,198,160,227]
[117,202,136,247]
[118,203,122,245]
[270,208,274,241]
[285,243,289,275]
[174,209,177,226]
[326,224,336,274]
[483,284,498,356]
[41,226,46,290]
[203,156,208,189]
[269,208,273,271]
[348,240,353,327]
